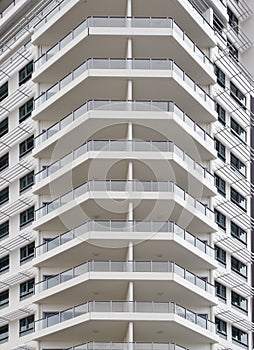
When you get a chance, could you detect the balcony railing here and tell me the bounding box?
[35,180,214,220]
[0,0,22,19]
[34,58,214,109]
[35,260,215,295]
[34,100,213,148]
[36,301,216,332]
[34,140,214,184]
[44,342,188,350]
[35,220,214,258]
[34,16,212,70]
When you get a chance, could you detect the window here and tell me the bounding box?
[0,255,9,274]
[0,187,8,206]
[227,7,239,33]
[0,118,8,138]
[19,61,33,86]
[230,187,246,211]
[215,281,226,302]
[230,153,246,176]
[215,245,226,266]
[215,317,227,338]
[19,315,34,337]
[215,209,226,231]
[0,290,8,309]
[231,256,247,279]
[216,103,226,125]
[19,98,33,123]
[20,171,34,194]
[0,324,8,344]
[20,278,35,300]
[231,118,246,143]
[215,174,226,197]
[227,39,239,61]
[230,82,246,108]
[215,139,226,162]
[231,291,248,313]
[232,326,248,347]
[0,82,8,102]
[0,153,8,172]
[215,65,226,88]
[0,221,8,240]
[20,206,34,229]
[20,242,35,264]
[19,135,34,158]
[231,221,247,245]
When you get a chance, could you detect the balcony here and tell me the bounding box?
[41,342,188,350]
[33,100,216,162]
[32,0,216,49]
[34,221,216,270]
[32,58,216,123]
[34,180,216,233]
[34,260,216,306]
[34,301,218,343]
[33,16,215,85]
[33,140,216,197]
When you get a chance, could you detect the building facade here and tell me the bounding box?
[0,0,253,349]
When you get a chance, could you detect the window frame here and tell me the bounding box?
[19,315,34,337]
[19,135,34,159]
[0,221,9,240]
[215,245,227,266]
[230,118,246,143]
[230,82,246,108]
[20,242,35,264]
[0,82,8,103]
[0,255,9,275]
[20,206,34,229]
[230,187,247,211]
[0,289,9,309]
[20,171,34,194]
[0,153,8,172]
[215,139,226,162]
[215,65,226,88]
[215,174,226,197]
[19,61,34,86]
[216,103,226,125]
[19,98,34,123]
[215,317,227,338]
[231,256,247,279]
[232,326,248,347]
[231,221,247,245]
[0,118,8,138]
[0,324,8,344]
[215,281,227,302]
[0,187,8,206]
[231,291,248,313]
[215,209,226,231]
[230,153,246,177]
[20,278,35,300]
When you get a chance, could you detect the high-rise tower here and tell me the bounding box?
[0,1,253,350]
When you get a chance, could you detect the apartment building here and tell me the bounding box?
[0,0,253,349]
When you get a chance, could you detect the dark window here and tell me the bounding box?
[215,139,226,162]
[19,61,33,86]
[230,187,246,211]
[215,245,226,266]
[19,135,34,158]
[232,326,248,347]
[231,256,247,279]
[215,281,226,302]
[215,209,226,231]
[0,255,9,274]
[20,242,35,264]
[20,206,34,229]
[230,82,246,108]
[231,291,248,313]
[0,290,8,309]
[216,103,226,125]
[227,39,238,61]
[19,315,34,337]
[0,118,8,138]
[0,153,8,172]
[20,278,35,300]
[215,174,226,197]
[230,153,246,176]
[0,324,8,343]
[227,7,239,33]
[0,82,8,102]
[20,171,34,194]
[215,65,226,88]
[0,221,8,240]
[19,98,34,123]
[0,187,8,206]
[231,221,247,245]
[215,317,227,338]
[231,118,246,143]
